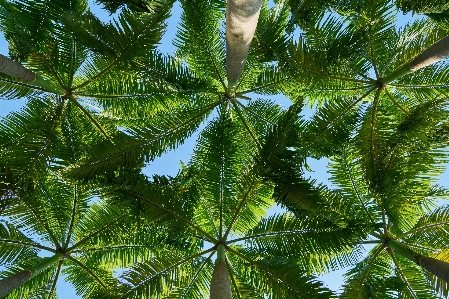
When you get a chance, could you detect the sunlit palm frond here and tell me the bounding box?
[175,0,226,87]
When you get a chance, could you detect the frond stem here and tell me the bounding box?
[47,259,63,299]
[369,89,381,197]
[401,242,438,253]
[125,188,217,244]
[68,215,125,251]
[67,256,107,289]
[389,248,419,299]
[0,238,54,252]
[342,146,376,226]
[0,77,50,93]
[384,87,408,114]
[63,185,78,249]
[73,4,170,91]
[226,256,242,299]
[20,197,61,250]
[68,96,110,139]
[236,76,290,95]
[388,83,449,89]
[222,177,257,242]
[27,100,65,172]
[32,53,66,89]
[227,247,318,299]
[228,230,308,245]
[67,39,76,89]
[360,240,382,244]
[396,221,449,240]
[356,245,385,299]
[381,208,387,234]
[304,86,376,152]
[198,188,219,239]
[122,248,215,297]
[368,25,380,79]
[181,251,214,299]
[71,244,148,254]
[231,99,262,150]
[234,100,276,126]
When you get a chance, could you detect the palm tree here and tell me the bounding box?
[1,0,448,298]
[93,108,363,298]
[63,0,298,180]
[0,0,197,185]
[274,0,449,166]
[0,170,157,298]
[395,0,449,29]
[319,97,449,297]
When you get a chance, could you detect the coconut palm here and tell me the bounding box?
[276,0,449,163]
[63,0,299,180]
[0,0,209,185]
[395,0,449,29]
[1,0,448,298]
[287,0,449,31]
[317,96,449,298]
[0,168,160,298]
[92,107,366,299]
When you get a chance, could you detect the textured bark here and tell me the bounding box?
[0,54,36,82]
[209,259,232,299]
[0,269,32,298]
[419,256,449,283]
[226,0,262,86]
[411,35,449,70]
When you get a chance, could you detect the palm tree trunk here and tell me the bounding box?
[410,35,449,70]
[389,240,449,283]
[0,253,62,298]
[210,245,232,299]
[418,255,449,283]
[0,54,36,82]
[0,270,32,298]
[383,35,449,84]
[226,0,262,93]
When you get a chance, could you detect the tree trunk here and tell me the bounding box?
[410,35,449,70]
[0,54,36,82]
[0,254,62,298]
[418,256,449,283]
[0,270,32,298]
[210,245,232,299]
[226,0,262,92]
[389,240,449,283]
[383,35,449,84]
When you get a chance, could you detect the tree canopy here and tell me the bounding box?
[0,0,448,298]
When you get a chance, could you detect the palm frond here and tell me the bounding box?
[341,247,399,299]
[228,246,335,299]
[175,0,226,87]
[64,99,217,180]
[113,249,213,299]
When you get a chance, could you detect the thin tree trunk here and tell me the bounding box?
[418,256,449,283]
[0,270,32,298]
[210,245,232,299]
[389,240,449,283]
[0,54,36,82]
[226,0,262,92]
[410,35,449,70]
[383,35,449,84]
[0,254,62,298]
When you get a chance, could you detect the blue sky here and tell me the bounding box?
[0,0,448,297]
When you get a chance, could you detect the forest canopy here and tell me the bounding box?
[0,0,449,298]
